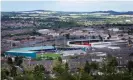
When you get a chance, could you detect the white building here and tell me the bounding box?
[108,28,120,32]
[60,50,86,57]
[38,29,52,34]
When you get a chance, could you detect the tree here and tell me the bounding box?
[80,72,93,80]
[127,60,133,73]
[98,70,133,80]
[10,65,17,77]
[90,62,98,70]
[84,61,90,74]
[105,57,118,74]
[7,57,13,65]
[65,62,69,71]
[15,56,19,63]
[53,64,65,75]
[107,57,118,67]
[23,70,35,80]
[99,57,120,80]
[58,57,62,63]
[1,69,9,80]
[55,71,75,80]
[14,75,25,80]
[15,56,23,66]
[34,65,45,80]
[6,57,23,78]
[52,58,65,75]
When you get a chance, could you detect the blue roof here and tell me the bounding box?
[6,46,55,53]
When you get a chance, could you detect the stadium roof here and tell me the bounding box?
[6,46,55,53]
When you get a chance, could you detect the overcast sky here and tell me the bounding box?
[1,0,133,12]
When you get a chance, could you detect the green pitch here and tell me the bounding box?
[36,53,61,60]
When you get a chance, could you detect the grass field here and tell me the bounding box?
[36,53,61,60]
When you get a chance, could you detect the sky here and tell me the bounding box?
[1,0,133,12]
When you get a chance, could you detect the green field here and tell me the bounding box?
[36,53,61,60]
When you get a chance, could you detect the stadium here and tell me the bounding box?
[5,46,59,59]
[5,46,86,59]
[67,39,102,48]
[67,38,126,48]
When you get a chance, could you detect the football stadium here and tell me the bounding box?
[5,46,86,59]
[5,46,60,59]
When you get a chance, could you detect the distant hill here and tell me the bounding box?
[17,10,52,13]
[89,10,133,15]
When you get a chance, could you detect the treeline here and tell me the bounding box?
[2,30,42,38]
[1,56,133,80]
[105,23,133,27]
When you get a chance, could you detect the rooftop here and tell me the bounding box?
[6,46,55,53]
